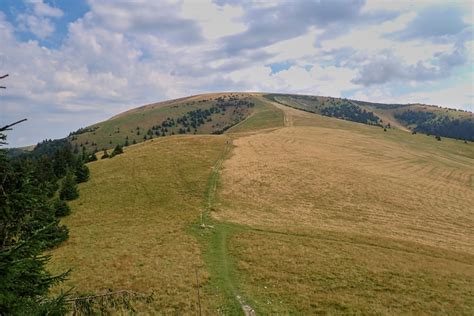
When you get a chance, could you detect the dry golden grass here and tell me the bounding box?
[230,230,474,314]
[49,135,228,313]
[49,97,473,314]
[218,108,474,254]
[215,104,474,313]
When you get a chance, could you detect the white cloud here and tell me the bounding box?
[352,82,473,111]
[180,0,246,40]
[16,0,63,39]
[27,0,64,18]
[17,14,55,38]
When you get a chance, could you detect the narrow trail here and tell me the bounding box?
[201,137,256,316]
[264,97,317,127]
[268,100,294,127]
[199,99,310,315]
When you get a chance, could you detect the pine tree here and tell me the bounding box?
[110,144,123,157]
[0,115,69,314]
[59,171,79,201]
[75,163,90,183]
[88,153,98,162]
[53,198,71,217]
[101,149,109,159]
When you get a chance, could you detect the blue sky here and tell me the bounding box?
[0,0,473,147]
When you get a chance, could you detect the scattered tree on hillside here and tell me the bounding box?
[101,149,109,159]
[110,144,123,157]
[75,163,90,183]
[60,171,79,200]
[87,153,98,162]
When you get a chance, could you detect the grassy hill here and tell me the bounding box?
[29,92,469,161]
[66,93,263,153]
[267,93,474,140]
[48,94,473,314]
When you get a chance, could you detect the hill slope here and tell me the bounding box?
[49,95,474,314]
[67,93,263,153]
[266,93,474,140]
[37,92,471,159]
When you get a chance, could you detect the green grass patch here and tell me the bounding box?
[228,96,284,133]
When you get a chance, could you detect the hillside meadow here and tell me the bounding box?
[49,97,473,314]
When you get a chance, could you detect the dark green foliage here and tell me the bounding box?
[320,103,381,125]
[110,144,123,157]
[395,110,435,124]
[52,144,76,179]
[86,153,98,162]
[395,110,474,141]
[75,163,90,183]
[59,171,79,201]
[0,130,69,314]
[31,138,70,158]
[53,198,71,217]
[101,150,109,159]
[144,96,254,138]
[68,126,99,136]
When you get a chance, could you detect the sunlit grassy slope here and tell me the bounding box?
[69,93,262,152]
[49,135,230,313]
[50,95,473,314]
[216,104,474,314]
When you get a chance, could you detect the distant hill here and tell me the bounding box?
[13,92,472,158]
[266,93,474,141]
[66,93,261,154]
[266,94,474,141]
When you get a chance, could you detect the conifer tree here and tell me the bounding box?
[101,149,109,159]
[110,144,123,157]
[53,198,71,217]
[87,153,98,162]
[75,163,90,183]
[59,171,79,201]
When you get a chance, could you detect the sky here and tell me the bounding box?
[0,0,473,147]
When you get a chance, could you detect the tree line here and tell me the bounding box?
[0,120,90,313]
[320,103,382,125]
[395,110,474,141]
